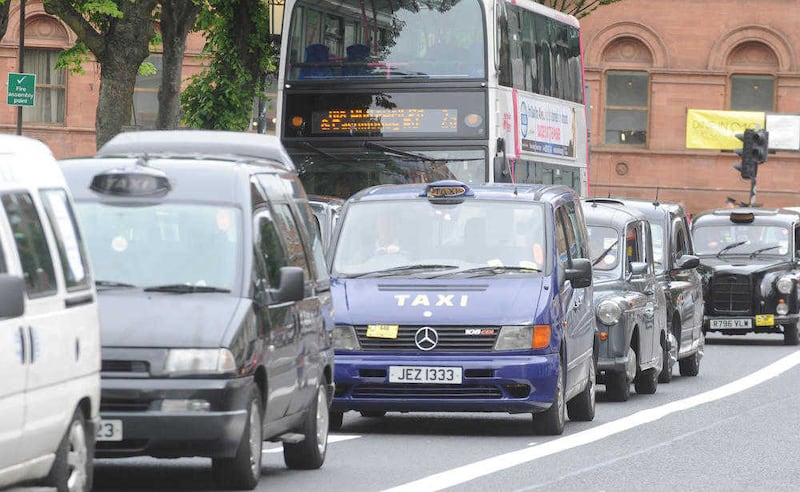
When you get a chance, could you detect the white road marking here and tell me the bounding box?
[262,434,361,454]
[382,350,800,492]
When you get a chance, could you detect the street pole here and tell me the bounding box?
[749,177,757,206]
[16,0,26,136]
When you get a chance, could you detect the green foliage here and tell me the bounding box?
[55,42,91,74]
[181,0,276,130]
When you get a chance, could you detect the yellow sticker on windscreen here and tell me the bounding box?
[366,324,399,339]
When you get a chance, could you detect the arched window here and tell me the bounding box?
[602,37,652,146]
[727,42,778,112]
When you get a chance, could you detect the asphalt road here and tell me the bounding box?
[93,332,800,492]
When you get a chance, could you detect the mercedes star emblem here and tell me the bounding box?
[414,327,438,351]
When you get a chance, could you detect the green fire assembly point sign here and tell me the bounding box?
[7,72,36,107]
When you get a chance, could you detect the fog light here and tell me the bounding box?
[777,300,789,316]
[161,399,211,412]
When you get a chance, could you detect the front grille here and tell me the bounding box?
[711,274,752,314]
[100,398,152,412]
[352,383,503,399]
[102,360,150,374]
[356,326,498,352]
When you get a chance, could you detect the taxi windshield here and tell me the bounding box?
[587,225,622,279]
[74,202,242,292]
[693,224,791,257]
[332,199,548,277]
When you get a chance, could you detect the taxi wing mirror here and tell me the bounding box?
[272,266,305,304]
[565,258,592,288]
[674,254,699,270]
[629,261,648,278]
[0,274,25,319]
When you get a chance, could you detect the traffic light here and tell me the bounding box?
[733,128,768,180]
[751,129,769,164]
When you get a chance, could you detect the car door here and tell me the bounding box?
[672,216,703,352]
[627,220,658,365]
[253,209,299,423]
[0,214,27,473]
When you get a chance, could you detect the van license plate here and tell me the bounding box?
[96,419,123,441]
[710,319,752,329]
[389,366,462,384]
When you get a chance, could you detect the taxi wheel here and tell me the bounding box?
[606,346,635,402]
[566,354,595,422]
[212,387,262,490]
[44,408,92,492]
[284,384,329,470]
[679,351,701,377]
[783,322,799,346]
[360,411,387,418]
[658,328,677,384]
[532,357,565,436]
[634,367,658,395]
[330,411,344,431]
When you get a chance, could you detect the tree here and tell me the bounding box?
[0,1,10,42]
[181,0,275,131]
[43,0,158,148]
[156,0,201,129]
[538,0,624,17]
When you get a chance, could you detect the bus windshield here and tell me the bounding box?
[332,199,547,277]
[295,147,486,197]
[286,0,485,81]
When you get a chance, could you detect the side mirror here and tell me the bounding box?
[273,266,305,304]
[0,274,25,319]
[674,254,700,270]
[629,261,648,277]
[565,258,592,288]
[493,155,512,183]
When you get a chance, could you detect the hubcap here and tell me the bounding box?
[66,420,88,492]
[588,361,596,408]
[248,399,262,479]
[316,386,329,455]
[625,347,637,382]
[667,333,678,367]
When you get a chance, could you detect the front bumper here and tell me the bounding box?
[704,314,799,334]
[331,352,559,414]
[95,376,253,459]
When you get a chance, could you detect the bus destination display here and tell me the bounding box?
[312,108,458,135]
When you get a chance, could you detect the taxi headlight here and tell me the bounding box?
[777,275,794,294]
[164,348,236,376]
[597,300,623,326]
[494,326,533,351]
[334,325,361,351]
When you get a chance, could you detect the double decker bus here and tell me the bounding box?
[277,0,588,198]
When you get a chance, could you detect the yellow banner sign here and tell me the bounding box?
[686,109,765,150]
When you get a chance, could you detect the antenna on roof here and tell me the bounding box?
[653,187,660,206]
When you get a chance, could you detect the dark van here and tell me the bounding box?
[328,181,596,435]
[60,130,334,490]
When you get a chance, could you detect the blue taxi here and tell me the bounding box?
[328,181,596,435]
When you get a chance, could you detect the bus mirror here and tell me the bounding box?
[493,155,512,183]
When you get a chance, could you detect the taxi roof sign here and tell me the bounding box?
[90,162,171,197]
[421,180,473,203]
[729,211,755,223]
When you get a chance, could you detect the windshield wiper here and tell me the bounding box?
[749,245,782,258]
[346,264,459,278]
[95,280,136,289]
[592,239,619,266]
[364,141,451,162]
[302,141,340,160]
[716,240,748,258]
[437,265,542,278]
[143,284,231,294]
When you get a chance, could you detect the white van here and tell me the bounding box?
[0,135,100,491]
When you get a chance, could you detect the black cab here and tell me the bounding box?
[691,207,800,345]
[60,130,335,490]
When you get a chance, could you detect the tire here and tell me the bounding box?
[605,346,635,402]
[566,355,595,422]
[360,410,386,418]
[659,329,677,384]
[679,350,701,376]
[43,408,92,492]
[532,357,565,435]
[635,367,658,394]
[284,384,329,470]
[212,387,263,490]
[783,322,799,346]
[329,411,344,431]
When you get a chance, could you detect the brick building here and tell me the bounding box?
[579,0,800,214]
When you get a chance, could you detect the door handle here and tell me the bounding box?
[18,326,26,364]
[28,326,35,364]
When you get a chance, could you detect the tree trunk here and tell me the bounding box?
[157,0,200,130]
[95,59,139,147]
[0,1,11,42]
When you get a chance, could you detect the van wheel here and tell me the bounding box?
[566,355,595,422]
[330,411,344,431]
[212,387,262,490]
[44,408,92,492]
[284,384,329,469]
[532,357,565,435]
[783,322,799,345]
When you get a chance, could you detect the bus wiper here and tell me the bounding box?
[592,239,619,266]
[95,280,136,289]
[302,142,340,160]
[439,265,542,277]
[716,240,748,258]
[143,284,231,294]
[749,245,781,258]
[364,141,449,162]
[348,264,459,278]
